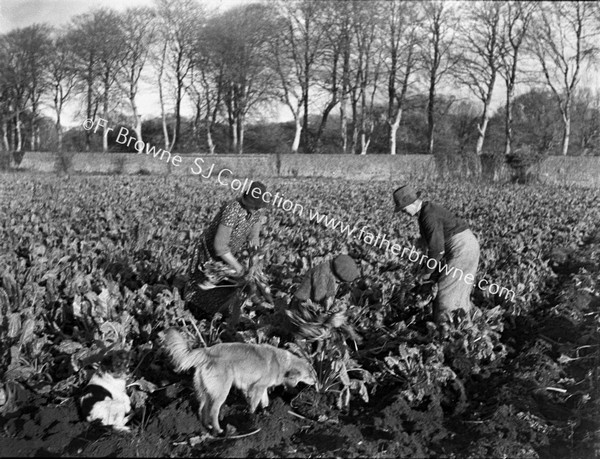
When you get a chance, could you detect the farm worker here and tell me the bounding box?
[294,254,361,307]
[393,185,480,324]
[188,180,269,277]
[184,181,269,317]
[284,255,362,342]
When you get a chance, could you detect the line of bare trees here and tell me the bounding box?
[0,0,599,157]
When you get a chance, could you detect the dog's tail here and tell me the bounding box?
[163,328,208,372]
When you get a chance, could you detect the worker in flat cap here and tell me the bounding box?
[283,254,362,342]
[393,185,480,324]
[293,254,361,307]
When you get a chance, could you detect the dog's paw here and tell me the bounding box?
[223,424,237,437]
[211,428,224,436]
[207,423,224,436]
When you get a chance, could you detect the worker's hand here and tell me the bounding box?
[415,272,433,285]
[324,296,335,311]
[220,252,245,278]
[230,267,245,278]
[249,238,260,250]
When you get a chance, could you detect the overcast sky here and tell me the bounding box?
[0,0,146,33]
[0,0,246,33]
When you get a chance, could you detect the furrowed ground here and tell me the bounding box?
[0,174,598,458]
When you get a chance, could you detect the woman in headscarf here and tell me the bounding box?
[393,185,480,324]
[185,181,269,317]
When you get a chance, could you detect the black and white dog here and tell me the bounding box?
[79,351,132,431]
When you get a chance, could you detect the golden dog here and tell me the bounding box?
[163,328,316,434]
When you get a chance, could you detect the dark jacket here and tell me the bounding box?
[294,261,339,305]
[418,201,469,274]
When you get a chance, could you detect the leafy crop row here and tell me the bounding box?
[0,174,598,457]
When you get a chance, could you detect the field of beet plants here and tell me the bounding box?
[0,173,599,458]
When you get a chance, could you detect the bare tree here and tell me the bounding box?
[529,1,598,156]
[571,86,600,154]
[420,1,460,156]
[154,0,202,151]
[271,0,328,153]
[154,38,175,151]
[456,1,504,158]
[450,100,479,157]
[309,0,352,153]
[333,0,352,154]
[22,25,53,151]
[95,11,127,152]
[185,58,223,154]
[209,3,278,154]
[67,10,110,151]
[0,27,36,152]
[348,1,384,155]
[186,11,225,154]
[381,0,421,155]
[49,31,77,151]
[0,39,13,153]
[499,1,535,157]
[120,7,156,144]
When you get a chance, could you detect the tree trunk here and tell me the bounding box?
[227,86,237,153]
[130,93,142,143]
[562,115,570,156]
[475,115,489,156]
[86,59,94,152]
[15,112,22,152]
[340,103,348,153]
[102,79,109,153]
[291,116,302,153]
[313,100,337,154]
[360,135,366,155]
[302,41,310,152]
[30,126,35,151]
[2,120,9,151]
[56,115,63,152]
[191,101,200,145]
[8,119,14,150]
[159,85,169,150]
[476,76,496,158]
[175,80,182,151]
[349,96,358,154]
[230,114,238,153]
[360,131,370,155]
[427,77,436,155]
[30,107,36,151]
[158,76,170,150]
[238,116,244,154]
[389,107,402,155]
[387,46,397,157]
[359,81,368,155]
[206,116,215,154]
[503,85,513,157]
[206,94,220,155]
